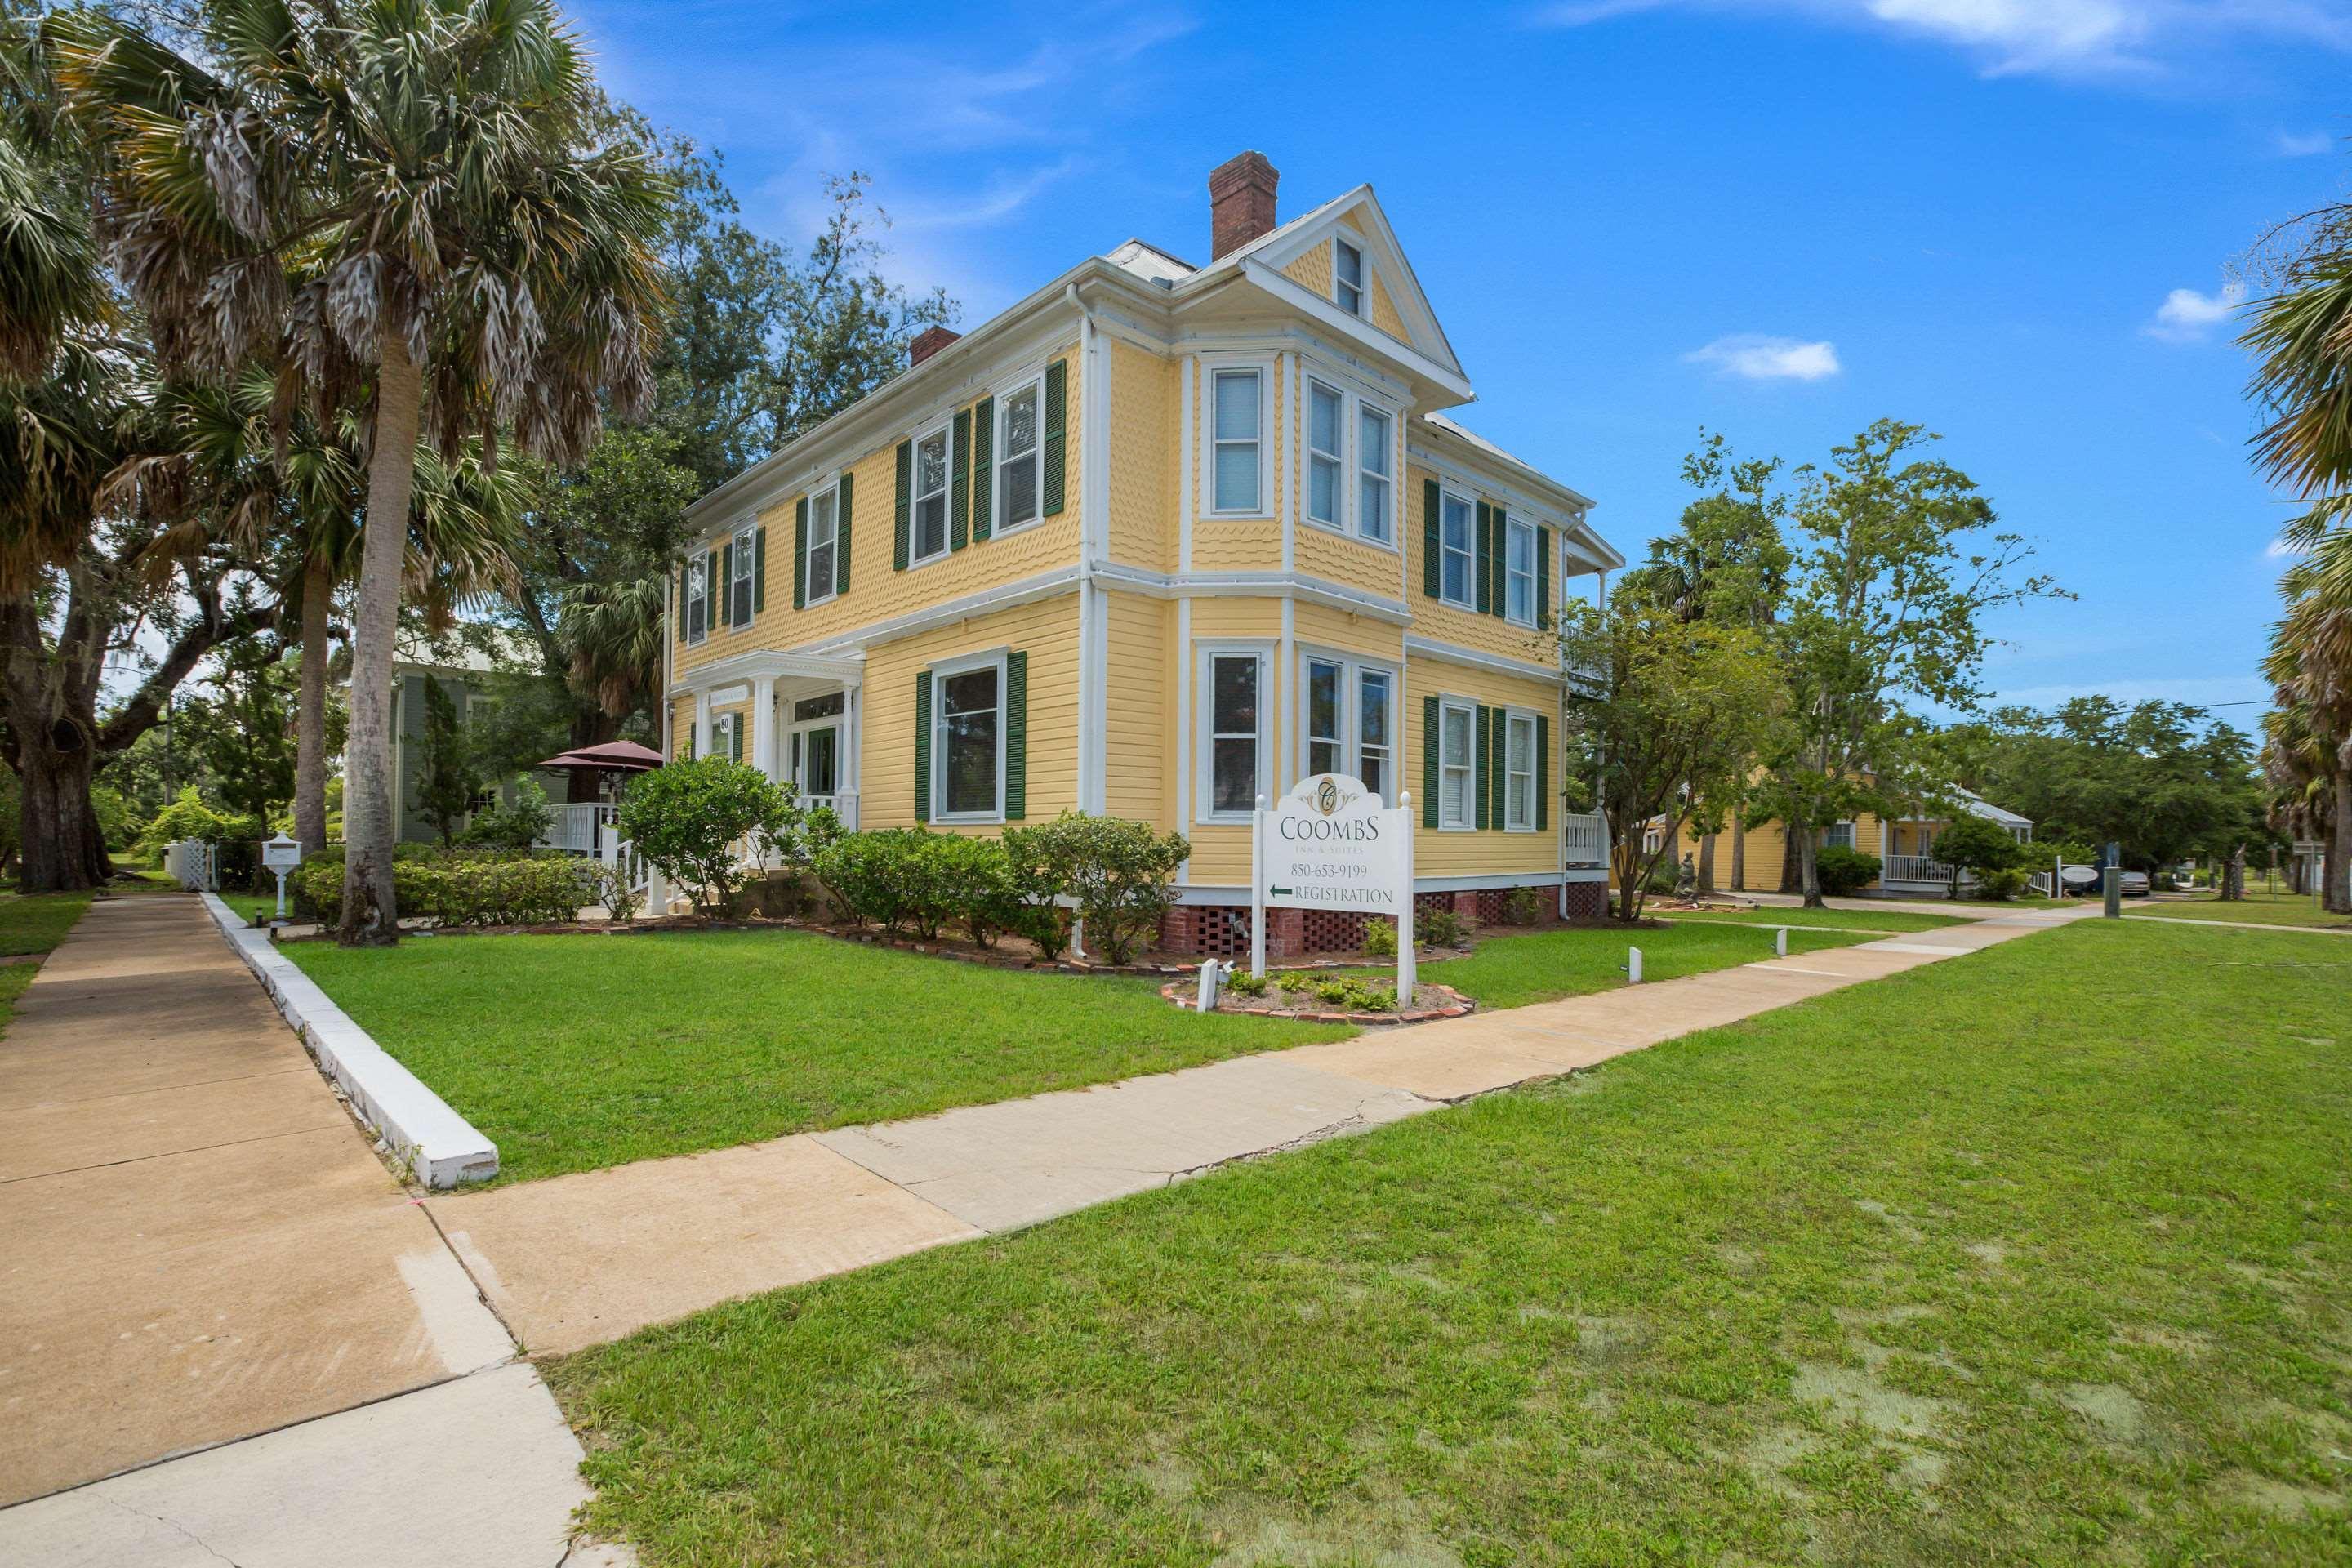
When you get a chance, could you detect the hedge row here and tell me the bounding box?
[292,853,599,929]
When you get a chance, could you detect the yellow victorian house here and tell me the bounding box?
[665,152,1622,956]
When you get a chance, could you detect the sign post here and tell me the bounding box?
[261,832,303,925]
[2102,840,2123,920]
[1250,774,1414,996]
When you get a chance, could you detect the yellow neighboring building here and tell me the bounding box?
[663,152,1623,955]
[1655,786,2036,898]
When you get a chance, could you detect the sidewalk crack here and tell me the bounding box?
[97,1494,242,1567]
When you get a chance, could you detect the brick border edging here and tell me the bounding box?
[1160,978,1476,1026]
[197,893,499,1188]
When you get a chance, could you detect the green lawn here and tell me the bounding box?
[0,891,93,956]
[1422,921,1870,1009]
[283,929,1357,1184]
[552,920,2352,1567]
[1656,906,1971,933]
[2130,891,2352,930]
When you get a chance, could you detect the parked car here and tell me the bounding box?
[2118,870,2149,897]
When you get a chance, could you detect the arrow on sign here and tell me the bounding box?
[1269,887,1293,897]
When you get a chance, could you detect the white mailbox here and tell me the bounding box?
[261,833,303,923]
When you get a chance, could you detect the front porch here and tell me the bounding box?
[671,648,868,829]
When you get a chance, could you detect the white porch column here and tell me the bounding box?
[693,688,714,758]
[751,675,778,780]
[840,677,862,829]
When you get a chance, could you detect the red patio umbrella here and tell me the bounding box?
[536,739,665,773]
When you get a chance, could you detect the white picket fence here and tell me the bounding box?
[163,840,218,892]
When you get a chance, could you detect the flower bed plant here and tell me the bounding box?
[1165,966,1473,1024]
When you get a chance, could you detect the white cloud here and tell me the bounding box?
[1529,0,2352,79]
[2276,128,2334,155]
[1683,334,1843,381]
[2266,534,2306,558]
[2144,280,2246,342]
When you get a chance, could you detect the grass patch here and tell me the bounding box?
[2130,891,2352,930]
[1421,920,1870,1009]
[1657,906,1971,933]
[0,891,92,956]
[283,929,1355,1184]
[552,920,2352,1567]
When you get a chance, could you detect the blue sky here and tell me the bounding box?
[573,0,2352,721]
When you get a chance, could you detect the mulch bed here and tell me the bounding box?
[1160,974,1475,1027]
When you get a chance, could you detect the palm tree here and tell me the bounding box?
[51,0,667,944]
[557,572,665,734]
[166,368,524,854]
[2263,599,2352,912]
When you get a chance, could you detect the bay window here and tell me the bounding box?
[1298,654,1398,805]
[1211,368,1262,513]
[1358,404,1392,543]
[1202,649,1264,820]
[1307,381,1343,529]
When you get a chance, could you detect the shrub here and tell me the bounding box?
[813,828,964,940]
[933,835,1024,948]
[597,861,645,924]
[1001,813,1188,965]
[461,778,555,853]
[292,854,595,929]
[1225,969,1268,998]
[1361,917,1398,959]
[1502,886,1546,926]
[1419,906,1466,950]
[616,758,800,916]
[1814,845,1882,897]
[1972,866,2031,901]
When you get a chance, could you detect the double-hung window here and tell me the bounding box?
[1307,380,1344,529]
[997,377,1042,531]
[1205,650,1263,819]
[1211,368,1262,513]
[1440,492,1475,608]
[1357,405,1392,544]
[730,527,756,626]
[933,655,1002,821]
[912,426,951,563]
[1504,712,1536,830]
[1299,656,1397,804]
[1334,238,1364,315]
[1438,700,1475,828]
[804,488,838,604]
[1823,822,1856,851]
[1505,516,1536,625]
[684,556,708,644]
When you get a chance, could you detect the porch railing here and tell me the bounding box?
[1882,853,1957,884]
[537,802,617,854]
[1561,811,1608,867]
[799,789,858,831]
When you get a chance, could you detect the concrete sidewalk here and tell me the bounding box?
[0,896,604,1566]
[431,904,2091,1356]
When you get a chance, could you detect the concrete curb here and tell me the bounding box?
[198,893,499,1187]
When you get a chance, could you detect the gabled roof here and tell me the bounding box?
[1953,785,2034,829]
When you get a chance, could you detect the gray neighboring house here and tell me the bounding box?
[351,638,572,847]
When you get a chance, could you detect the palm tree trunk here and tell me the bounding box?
[2331,768,2352,915]
[294,549,331,855]
[338,329,422,947]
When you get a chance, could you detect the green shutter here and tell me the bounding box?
[1491,507,1509,618]
[729,714,744,764]
[1004,650,1027,820]
[720,541,734,627]
[1473,503,1491,615]
[1490,708,1508,827]
[754,525,767,613]
[1473,703,1491,830]
[1042,358,1067,516]
[1537,525,1552,626]
[836,472,854,594]
[1422,479,1441,599]
[706,550,718,635]
[794,497,809,610]
[893,439,912,571]
[1421,695,1439,829]
[1536,714,1550,831]
[951,408,972,551]
[971,397,995,541]
[913,670,933,822]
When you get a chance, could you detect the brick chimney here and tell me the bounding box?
[1209,151,1279,261]
[908,324,961,367]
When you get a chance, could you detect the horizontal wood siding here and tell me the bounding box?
[1102,591,1168,826]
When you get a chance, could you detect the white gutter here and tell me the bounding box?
[1067,281,1110,816]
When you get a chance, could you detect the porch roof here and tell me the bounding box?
[667,646,865,699]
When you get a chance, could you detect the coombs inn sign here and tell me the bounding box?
[1250,773,1418,991]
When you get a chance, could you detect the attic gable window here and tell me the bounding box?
[1334,238,1364,315]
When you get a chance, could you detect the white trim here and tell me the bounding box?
[1436,697,1477,831]
[1196,641,1272,826]
[907,418,955,568]
[683,553,710,646]
[1295,648,1401,807]
[1402,634,1565,684]
[1503,709,1539,831]
[929,648,1010,825]
[1082,302,1111,814]
[801,481,842,608]
[1239,259,1475,403]
[1171,871,1582,905]
[1331,234,1365,318]
[1178,354,1196,571]
[1437,487,1477,609]
[1206,362,1271,517]
[990,368,1049,538]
